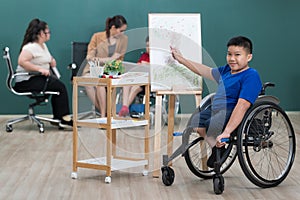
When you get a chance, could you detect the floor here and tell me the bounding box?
[0,112,299,200]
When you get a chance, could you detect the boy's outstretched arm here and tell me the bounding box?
[170,46,214,80]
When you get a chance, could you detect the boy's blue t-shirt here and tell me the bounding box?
[211,64,262,111]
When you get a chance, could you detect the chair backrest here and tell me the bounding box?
[3,47,15,92]
[70,42,88,79]
[3,47,37,97]
[2,47,31,96]
[3,47,59,97]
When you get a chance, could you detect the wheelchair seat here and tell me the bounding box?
[3,47,60,133]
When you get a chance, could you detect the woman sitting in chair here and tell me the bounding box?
[82,15,128,117]
[14,18,73,128]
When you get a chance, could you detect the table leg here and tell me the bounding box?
[195,94,202,107]
[167,95,175,166]
[153,94,162,178]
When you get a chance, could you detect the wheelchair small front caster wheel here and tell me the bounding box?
[213,174,224,195]
[105,176,111,184]
[161,166,175,186]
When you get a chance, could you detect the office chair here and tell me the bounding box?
[3,47,60,133]
[68,41,101,119]
[69,42,89,81]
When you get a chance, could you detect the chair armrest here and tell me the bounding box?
[12,72,59,96]
[29,71,42,76]
[13,71,42,77]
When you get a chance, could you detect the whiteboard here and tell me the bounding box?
[148,13,202,92]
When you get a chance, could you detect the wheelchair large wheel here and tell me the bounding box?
[183,94,237,179]
[184,128,237,179]
[237,101,296,188]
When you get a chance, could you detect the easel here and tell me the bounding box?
[152,90,202,178]
[148,13,203,177]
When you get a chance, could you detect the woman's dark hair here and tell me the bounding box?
[105,15,127,40]
[227,36,253,54]
[20,18,48,52]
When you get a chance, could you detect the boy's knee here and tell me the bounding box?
[190,114,201,128]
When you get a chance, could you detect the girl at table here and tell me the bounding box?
[118,36,150,117]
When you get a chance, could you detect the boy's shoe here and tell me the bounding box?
[207,146,226,168]
[59,119,73,129]
[118,105,129,117]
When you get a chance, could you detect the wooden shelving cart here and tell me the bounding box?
[71,73,150,183]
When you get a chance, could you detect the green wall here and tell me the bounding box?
[1,0,299,114]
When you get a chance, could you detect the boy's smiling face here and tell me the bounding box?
[226,45,252,74]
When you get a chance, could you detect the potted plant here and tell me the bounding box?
[104,59,124,75]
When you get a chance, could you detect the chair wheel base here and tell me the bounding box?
[6,125,13,132]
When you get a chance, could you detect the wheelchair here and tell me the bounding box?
[161,82,296,194]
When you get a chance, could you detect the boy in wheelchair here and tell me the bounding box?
[171,36,262,168]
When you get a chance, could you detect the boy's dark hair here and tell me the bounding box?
[227,36,253,54]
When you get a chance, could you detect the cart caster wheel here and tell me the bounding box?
[6,125,13,132]
[142,170,148,176]
[161,166,175,186]
[213,174,224,195]
[71,172,78,179]
[105,176,111,184]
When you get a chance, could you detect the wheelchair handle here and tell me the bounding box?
[221,138,230,143]
[260,82,275,95]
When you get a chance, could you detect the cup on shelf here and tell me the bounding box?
[89,60,104,77]
[90,66,104,77]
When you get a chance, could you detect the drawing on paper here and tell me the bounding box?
[148,13,202,91]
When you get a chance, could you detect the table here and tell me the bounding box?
[71,73,150,183]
